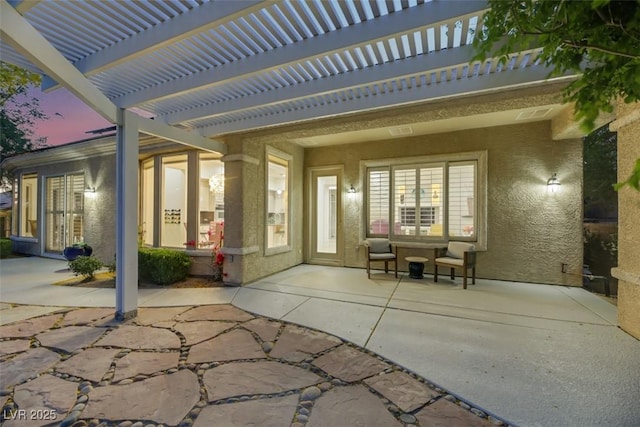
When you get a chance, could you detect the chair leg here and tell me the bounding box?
[384,261,388,274]
[394,259,398,278]
[367,258,371,279]
[472,266,476,285]
[434,264,438,282]
[450,268,455,280]
[463,269,468,289]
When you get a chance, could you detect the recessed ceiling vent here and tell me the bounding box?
[516,108,553,121]
[388,126,413,137]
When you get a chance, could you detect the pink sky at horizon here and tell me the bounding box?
[30,86,112,147]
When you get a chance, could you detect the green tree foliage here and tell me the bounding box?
[584,124,617,218]
[473,0,640,190]
[0,61,47,163]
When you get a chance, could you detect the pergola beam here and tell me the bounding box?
[114,0,488,108]
[40,0,266,91]
[199,65,565,136]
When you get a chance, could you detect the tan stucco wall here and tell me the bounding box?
[222,135,305,285]
[305,121,583,286]
[611,101,640,339]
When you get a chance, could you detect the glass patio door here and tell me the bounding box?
[45,174,85,253]
[309,167,343,265]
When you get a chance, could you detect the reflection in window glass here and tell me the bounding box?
[199,154,224,249]
[141,159,154,246]
[20,173,38,237]
[267,153,289,250]
[161,155,188,248]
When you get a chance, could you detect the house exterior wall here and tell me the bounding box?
[10,153,117,264]
[222,135,305,285]
[304,121,583,286]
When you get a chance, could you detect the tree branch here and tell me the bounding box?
[562,40,639,59]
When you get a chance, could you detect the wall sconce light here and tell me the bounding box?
[84,186,96,194]
[547,173,561,193]
[348,184,356,194]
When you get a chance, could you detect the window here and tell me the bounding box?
[141,159,154,246]
[366,151,485,245]
[161,155,188,248]
[44,173,84,253]
[19,173,38,237]
[199,154,224,248]
[266,148,291,253]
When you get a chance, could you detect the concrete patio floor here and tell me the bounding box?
[1,257,639,426]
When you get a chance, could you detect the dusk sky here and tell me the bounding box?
[30,86,112,147]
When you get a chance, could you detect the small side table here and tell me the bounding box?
[406,256,429,279]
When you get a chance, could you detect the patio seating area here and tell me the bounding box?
[1,257,639,426]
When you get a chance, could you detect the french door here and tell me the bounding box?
[45,174,85,253]
[308,167,343,265]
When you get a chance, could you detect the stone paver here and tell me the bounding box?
[82,369,200,425]
[6,374,78,427]
[188,329,266,364]
[365,370,439,412]
[177,305,254,322]
[60,308,114,326]
[113,351,180,382]
[415,398,491,426]
[0,304,504,426]
[193,394,299,427]
[313,344,390,382]
[55,347,120,382]
[136,306,191,326]
[270,325,341,362]
[243,317,281,342]
[95,325,181,349]
[0,314,61,338]
[0,339,31,355]
[0,347,60,390]
[36,326,106,353]
[203,361,322,402]
[173,320,233,345]
[307,384,403,427]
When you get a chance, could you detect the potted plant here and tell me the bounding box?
[63,242,93,261]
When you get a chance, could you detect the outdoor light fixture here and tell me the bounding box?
[348,184,356,194]
[547,173,561,193]
[84,186,96,194]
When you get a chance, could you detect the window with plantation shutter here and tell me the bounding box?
[368,168,390,236]
[365,152,484,247]
[448,163,476,238]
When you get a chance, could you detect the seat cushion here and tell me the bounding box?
[446,242,475,259]
[367,238,391,253]
[435,257,464,266]
[369,253,396,260]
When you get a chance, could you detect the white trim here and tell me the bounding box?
[222,154,260,165]
[222,246,259,256]
[265,146,293,256]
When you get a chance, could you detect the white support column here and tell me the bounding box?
[115,109,139,320]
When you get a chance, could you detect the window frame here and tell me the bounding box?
[18,172,38,238]
[265,146,292,256]
[363,151,487,250]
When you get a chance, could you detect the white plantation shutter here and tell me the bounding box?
[368,168,390,235]
[448,162,476,238]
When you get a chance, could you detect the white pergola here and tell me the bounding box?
[0,0,574,318]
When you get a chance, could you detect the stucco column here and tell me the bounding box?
[221,138,260,285]
[610,101,640,339]
[115,109,139,320]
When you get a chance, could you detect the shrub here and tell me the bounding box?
[69,256,103,280]
[0,239,12,258]
[138,248,191,285]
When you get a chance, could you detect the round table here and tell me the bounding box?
[405,256,429,279]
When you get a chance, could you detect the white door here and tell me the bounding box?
[309,167,343,265]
